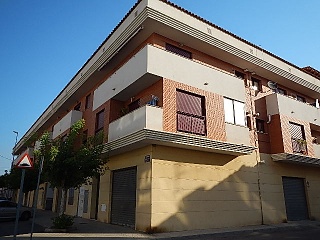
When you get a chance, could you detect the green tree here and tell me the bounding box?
[0,166,41,195]
[35,119,107,215]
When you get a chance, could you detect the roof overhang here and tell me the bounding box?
[102,129,256,157]
[272,153,320,167]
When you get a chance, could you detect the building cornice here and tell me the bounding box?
[103,129,256,157]
[272,153,320,167]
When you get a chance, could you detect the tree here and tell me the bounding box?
[35,119,107,215]
[0,165,41,199]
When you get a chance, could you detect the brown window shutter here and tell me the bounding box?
[176,90,202,116]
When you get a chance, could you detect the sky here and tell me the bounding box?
[1,0,320,175]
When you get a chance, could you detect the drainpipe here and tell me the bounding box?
[247,74,264,225]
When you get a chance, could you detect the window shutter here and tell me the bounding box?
[177,113,192,132]
[191,117,206,135]
[289,122,304,140]
[176,90,206,136]
[176,90,202,116]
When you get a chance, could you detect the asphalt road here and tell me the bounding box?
[0,219,44,238]
[171,224,320,240]
[1,213,320,240]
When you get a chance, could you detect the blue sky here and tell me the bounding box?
[1,0,319,175]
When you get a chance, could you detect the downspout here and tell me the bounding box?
[247,73,264,225]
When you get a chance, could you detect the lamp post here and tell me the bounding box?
[12,131,18,168]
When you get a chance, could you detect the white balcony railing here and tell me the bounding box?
[52,110,82,139]
[108,105,163,142]
[266,93,320,126]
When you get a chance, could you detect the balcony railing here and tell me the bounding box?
[266,93,320,126]
[292,138,307,155]
[52,110,82,139]
[108,105,163,142]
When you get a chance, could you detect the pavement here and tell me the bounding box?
[3,209,320,239]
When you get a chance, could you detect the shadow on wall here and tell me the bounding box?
[150,148,284,232]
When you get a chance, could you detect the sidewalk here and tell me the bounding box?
[6,209,320,239]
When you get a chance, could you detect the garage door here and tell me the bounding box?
[282,177,309,221]
[111,167,137,227]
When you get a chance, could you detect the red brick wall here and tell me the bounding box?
[163,78,226,141]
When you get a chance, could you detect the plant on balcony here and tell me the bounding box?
[296,139,307,145]
[34,119,107,216]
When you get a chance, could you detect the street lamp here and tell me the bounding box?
[12,131,18,168]
[13,131,18,146]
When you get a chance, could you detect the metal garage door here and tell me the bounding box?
[111,167,137,227]
[282,177,309,221]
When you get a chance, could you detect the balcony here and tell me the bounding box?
[108,105,163,142]
[266,93,320,125]
[52,110,82,139]
[106,105,255,157]
[93,45,246,111]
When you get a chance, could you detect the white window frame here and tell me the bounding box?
[223,97,246,126]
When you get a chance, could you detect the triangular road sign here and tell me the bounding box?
[15,153,33,169]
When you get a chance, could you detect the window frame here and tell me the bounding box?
[176,89,206,136]
[85,94,91,109]
[95,109,105,134]
[251,78,262,91]
[68,188,74,205]
[223,97,246,126]
[165,43,192,59]
[256,119,266,133]
[235,70,245,79]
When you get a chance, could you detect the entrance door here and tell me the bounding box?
[111,167,137,227]
[77,187,85,217]
[282,177,309,221]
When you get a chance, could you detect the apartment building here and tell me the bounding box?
[13,0,320,232]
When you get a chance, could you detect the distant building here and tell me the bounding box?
[13,0,320,232]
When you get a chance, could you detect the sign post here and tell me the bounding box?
[30,156,44,240]
[13,169,26,239]
[12,150,34,239]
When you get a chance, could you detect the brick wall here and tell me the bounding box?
[163,78,226,141]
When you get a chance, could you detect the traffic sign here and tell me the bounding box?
[14,153,33,169]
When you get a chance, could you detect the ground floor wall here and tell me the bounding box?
[27,147,320,232]
[150,146,261,231]
[97,146,152,232]
[259,153,320,223]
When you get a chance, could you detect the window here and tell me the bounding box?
[83,190,89,213]
[223,97,246,126]
[297,95,306,103]
[235,70,245,79]
[68,188,74,205]
[277,88,286,95]
[85,94,91,109]
[176,90,206,135]
[251,78,261,91]
[256,119,265,133]
[74,103,81,111]
[289,122,307,154]
[166,43,192,59]
[95,109,104,134]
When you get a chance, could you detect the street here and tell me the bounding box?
[1,212,320,240]
[0,219,44,238]
[170,224,320,240]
